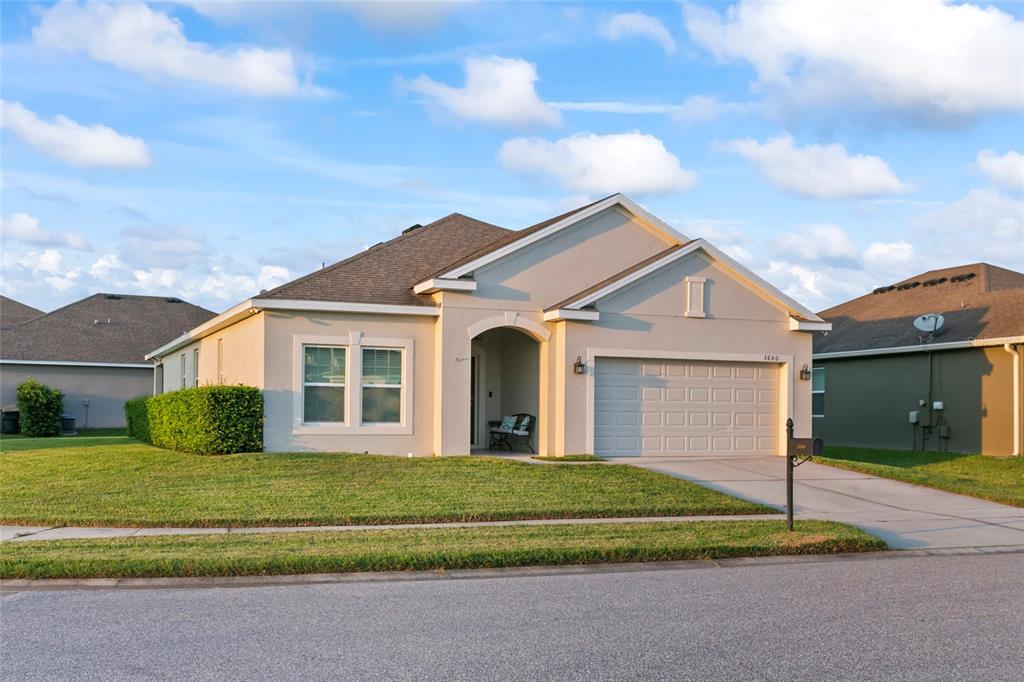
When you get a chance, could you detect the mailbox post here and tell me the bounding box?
[785,418,824,531]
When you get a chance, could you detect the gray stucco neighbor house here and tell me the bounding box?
[813,263,1024,456]
[1,293,215,428]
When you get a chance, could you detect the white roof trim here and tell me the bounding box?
[412,278,477,295]
[814,336,1024,360]
[790,318,832,332]
[558,239,824,323]
[147,298,441,360]
[423,194,689,284]
[0,359,153,369]
[543,309,601,322]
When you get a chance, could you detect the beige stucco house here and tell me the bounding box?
[148,195,829,457]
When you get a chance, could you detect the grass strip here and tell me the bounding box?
[0,443,773,527]
[818,447,1024,507]
[0,520,884,580]
[532,454,606,462]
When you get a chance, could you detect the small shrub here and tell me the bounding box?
[127,386,263,455]
[124,396,151,442]
[16,378,64,437]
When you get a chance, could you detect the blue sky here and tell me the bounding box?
[2,0,1022,314]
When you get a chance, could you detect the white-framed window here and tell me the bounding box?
[180,353,187,389]
[217,338,224,384]
[812,366,825,417]
[303,345,347,423]
[361,347,403,424]
[193,348,200,387]
[685,277,706,318]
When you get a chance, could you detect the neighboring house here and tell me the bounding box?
[0,295,43,330]
[148,194,828,457]
[813,263,1024,456]
[1,294,215,429]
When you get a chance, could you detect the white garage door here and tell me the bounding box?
[594,357,779,457]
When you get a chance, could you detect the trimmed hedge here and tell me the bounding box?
[16,378,64,437]
[124,396,150,442]
[124,386,263,455]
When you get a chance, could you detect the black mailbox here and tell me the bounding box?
[787,437,824,458]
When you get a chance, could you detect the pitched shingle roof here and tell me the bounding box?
[1,294,216,364]
[0,296,44,330]
[260,213,512,306]
[545,244,685,311]
[815,263,1024,354]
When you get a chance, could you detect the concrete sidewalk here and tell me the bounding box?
[0,513,785,543]
[614,455,1024,550]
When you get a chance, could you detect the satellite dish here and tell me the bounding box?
[913,313,944,333]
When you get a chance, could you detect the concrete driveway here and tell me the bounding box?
[612,455,1024,550]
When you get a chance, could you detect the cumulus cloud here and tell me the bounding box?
[916,188,1024,263]
[863,241,915,267]
[1,212,92,251]
[401,56,561,128]
[976,150,1024,191]
[0,100,151,169]
[599,12,677,54]
[684,0,1024,120]
[33,2,301,96]
[119,226,210,269]
[549,95,753,121]
[773,223,859,268]
[498,131,697,196]
[722,134,910,199]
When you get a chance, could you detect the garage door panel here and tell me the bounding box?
[594,358,779,457]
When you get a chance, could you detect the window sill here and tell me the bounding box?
[292,423,413,436]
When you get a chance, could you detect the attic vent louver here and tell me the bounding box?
[402,223,423,234]
[105,294,122,300]
[685,277,706,318]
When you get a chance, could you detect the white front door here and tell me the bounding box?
[594,357,779,457]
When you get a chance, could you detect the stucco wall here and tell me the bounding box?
[155,312,265,394]
[559,253,813,455]
[262,310,436,455]
[0,363,153,428]
[813,346,1018,455]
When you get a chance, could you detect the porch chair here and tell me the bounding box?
[488,413,536,453]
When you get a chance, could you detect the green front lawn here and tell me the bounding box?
[0,440,774,527]
[818,447,1024,507]
[0,520,883,580]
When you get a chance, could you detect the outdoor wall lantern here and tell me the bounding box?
[799,364,812,381]
[573,356,586,375]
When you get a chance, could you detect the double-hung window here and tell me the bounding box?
[362,348,402,424]
[180,353,187,389]
[303,346,346,423]
[193,348,200,387]
[812,367,825,417]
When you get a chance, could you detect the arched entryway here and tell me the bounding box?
[470,326,541,453]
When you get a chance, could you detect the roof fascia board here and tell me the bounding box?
[412,278,478,295]
[252,299,441,317]
[543,309,601,322]
[428,194,689,283]
[789,318,833,332]
[0,359,153,369]
[814,335,1024,360]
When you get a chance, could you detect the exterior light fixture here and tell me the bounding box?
[799,364,812,381]
[573,356,586,375]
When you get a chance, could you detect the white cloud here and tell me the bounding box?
[119,226,210,269]
[498,131,697,196]
[917,188,1024,263]
[1,212,92,251]
[0,100,151,169]
[722,134,910,199]
[402,56,561,128]
[773,223,859,267]
[256,265,290,291]
[89,253,122,278]
[684,0,1024,120]
[864,241,915,267]
[976,150,1024,191]
[34,2,300,96]
[549,95,753,121]
[599,12,676,55]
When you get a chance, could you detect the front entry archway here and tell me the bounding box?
[470,326,541,453]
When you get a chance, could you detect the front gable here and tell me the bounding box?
[597,252,787,322]
[449,205,681,310]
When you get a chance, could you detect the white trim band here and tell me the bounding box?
[813,336,1024,359]
[412,279,477,295]
[543,309,600,322]
[0,359,153,369]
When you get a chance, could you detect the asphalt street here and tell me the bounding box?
[2,551,1022,681]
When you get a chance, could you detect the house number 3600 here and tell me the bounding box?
[763,354,780,362]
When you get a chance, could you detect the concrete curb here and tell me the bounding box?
[4,545,1022,592]
[2,514,786,542]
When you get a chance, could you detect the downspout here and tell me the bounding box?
[1004,343,1022,456]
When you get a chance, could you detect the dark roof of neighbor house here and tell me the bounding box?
[260,213,512,307]
[815,263,1024,354]
[0,295,44,330]
[1,294,216,364]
